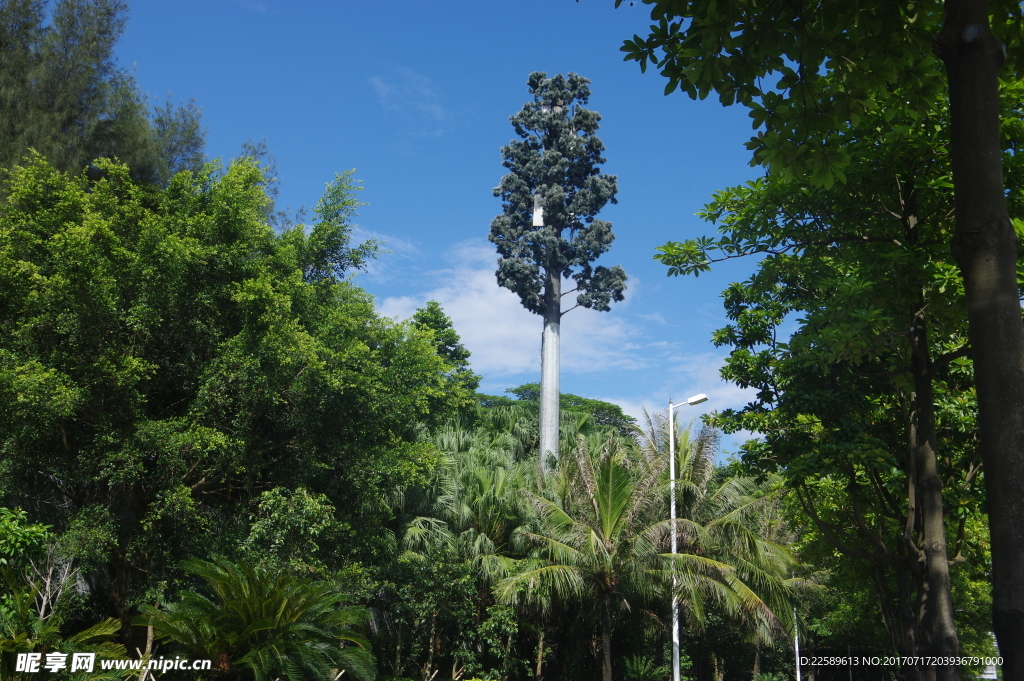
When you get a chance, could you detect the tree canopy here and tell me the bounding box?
[0,0,205,186]
[617,0,1023,187]
[620,0,1024,669]
[489,72,625,316]
[0,154,473,644]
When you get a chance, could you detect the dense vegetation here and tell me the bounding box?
[0,0,1016,680]
[621,0,1024,674]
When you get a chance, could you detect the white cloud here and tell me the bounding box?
[670,352,759,410]
[377,239,647,377]
[590,353,757,423]
[373,239,762,463]
[368,67,450,133]
[351,226,421,285]
[637,312,667,324]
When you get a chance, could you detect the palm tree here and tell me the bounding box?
[136,558,374,681]
[378,409,539,680]
[497,427,795,681]
[641,413,798,637]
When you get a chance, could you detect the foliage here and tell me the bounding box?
[488,72,626,315]
[497,429,794,681]
[649,92,1023,664]
[503,383,637,436]
[0,507,51,569]
[616,0,1023,188]
[620,4,1024,663]
[297,170,380,280]
[238,487,347,577]
[1,568,131,681]
[137,557,375,681]
[0,0,206,186]
[623,655,668,681]
[373,407,540,680]
[370,555,481,681]
[413,301,481,394]
[0,154,472,638]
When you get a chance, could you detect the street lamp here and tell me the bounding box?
[667,393,708,681]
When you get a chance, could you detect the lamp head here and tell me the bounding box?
[686,394,708,406]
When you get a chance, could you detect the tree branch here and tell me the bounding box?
[931,343,971,370]
[847,472,894,558]
[797,485,887,563]
[559,304,581,318]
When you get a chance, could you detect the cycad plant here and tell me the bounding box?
[136,558,374,681]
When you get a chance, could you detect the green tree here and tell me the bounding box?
[0,0,205,185]
[238,487,346,577]
[138,558,375,681]
[0,154,471,646]
[489,72,626,468]
[505,383,637,437]
[0,508,50,570]
[651,98,1019,676]
[379,409,536,680]
[413,301,481,394]
[617,1,1024,667]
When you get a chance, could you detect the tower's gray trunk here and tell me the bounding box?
[539,264,561,471]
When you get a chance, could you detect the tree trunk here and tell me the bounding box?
[393,623,403,676]
[896,566,924,681]
[601,600,613,681]
[109,551,135,650]
[535,630,545,681]
[539,263,561,471]
[711,653,724,681]
[937,2,1024,676]
[910,304,960,681]
[424,615,437,681]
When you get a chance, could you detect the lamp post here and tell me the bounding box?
[667,393,708,681]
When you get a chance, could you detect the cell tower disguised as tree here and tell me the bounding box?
[489,72,626,468]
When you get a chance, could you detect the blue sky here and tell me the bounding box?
[117,0,768,451]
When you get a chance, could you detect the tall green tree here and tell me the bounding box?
[652,97,1022,677]
[616,1,1024,668]
[489,72,626,468]
[0,0,205,185]
[0,154,471,646]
